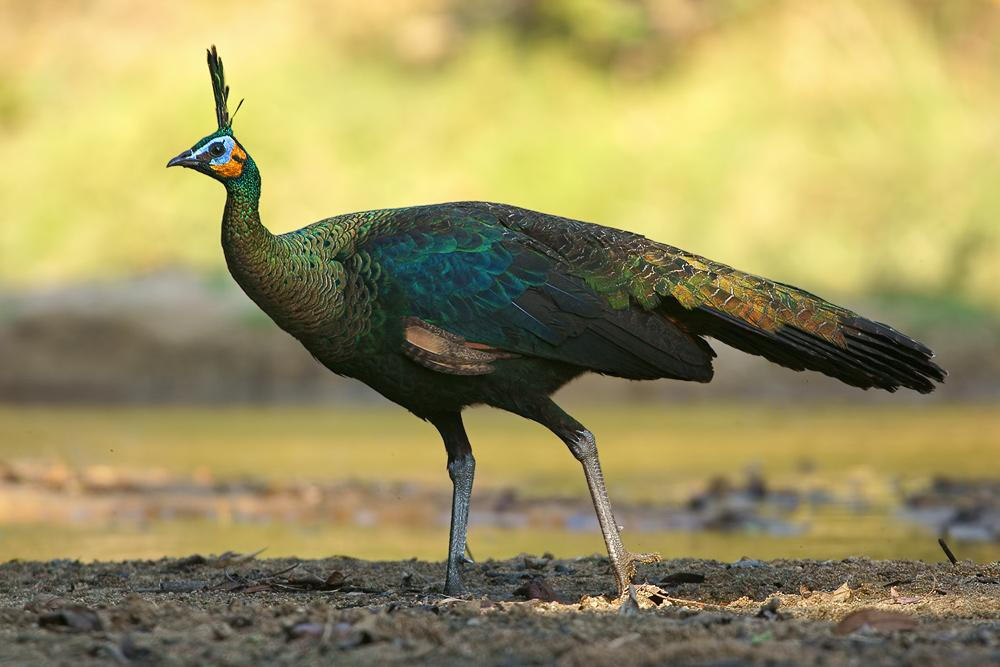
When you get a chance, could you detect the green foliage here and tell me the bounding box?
[0,0,997,311]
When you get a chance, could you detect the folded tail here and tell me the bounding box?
[481,203,947,394]
[657,264,947,394]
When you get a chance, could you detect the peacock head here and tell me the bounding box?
[167,47,253,185]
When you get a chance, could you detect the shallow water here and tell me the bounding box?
[1,404,997,564]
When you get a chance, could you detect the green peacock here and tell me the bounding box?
[168,47,945,598]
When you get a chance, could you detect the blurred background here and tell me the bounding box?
[0,0,997,565]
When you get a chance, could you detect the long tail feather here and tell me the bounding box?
[636,242,947,394]
[479,203,947,394]
[666,300,946,394]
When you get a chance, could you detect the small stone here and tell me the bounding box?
[212,622,234,640]
[513,577,559,602]
[756,597,782,620]
[38,605,106,633]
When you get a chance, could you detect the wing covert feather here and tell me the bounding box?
[358,205,715,381]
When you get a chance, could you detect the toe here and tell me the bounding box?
[634,552,661,564]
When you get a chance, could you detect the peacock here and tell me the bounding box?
[168,47,945,598]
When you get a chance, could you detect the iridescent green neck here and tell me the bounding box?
[220,158,278,294]
[222,157,262,233]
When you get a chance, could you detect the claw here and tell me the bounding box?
[614,551,663,598]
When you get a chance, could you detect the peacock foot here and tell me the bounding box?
[613,550,662,599]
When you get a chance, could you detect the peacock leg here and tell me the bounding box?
[432,412,476,595]
[521,399,660,598]
[566,428,661,596]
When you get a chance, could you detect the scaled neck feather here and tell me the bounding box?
[220,160,281,299]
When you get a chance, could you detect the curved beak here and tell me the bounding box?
[166,149,198,168]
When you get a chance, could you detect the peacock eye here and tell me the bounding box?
[208,142,226,157]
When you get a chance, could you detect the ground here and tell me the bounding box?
[2,406,998,664]
[1,555,997,666]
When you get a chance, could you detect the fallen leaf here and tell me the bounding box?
[240,583,274,594]
[208,547,267,568]
[282,569,346,591]
[833,608,917,635]
[831,581,852,603]
[889,587,921,605]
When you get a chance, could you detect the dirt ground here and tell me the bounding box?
[1,554,998,666]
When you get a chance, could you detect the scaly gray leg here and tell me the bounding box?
[431,412,476,595]
[517,399,659,598]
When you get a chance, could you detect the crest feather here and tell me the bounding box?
[207,45,230,130]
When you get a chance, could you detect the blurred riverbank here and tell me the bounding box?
[2,270,996,404]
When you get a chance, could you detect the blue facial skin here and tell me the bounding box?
[166,132,245,181]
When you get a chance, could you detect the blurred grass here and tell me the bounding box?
[1,404,998,563]
[0,0,998,311]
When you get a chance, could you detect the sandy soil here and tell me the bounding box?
[1,554,998,666]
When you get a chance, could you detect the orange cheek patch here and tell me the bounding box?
[212,155,244,178]
[209,143,247,178]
